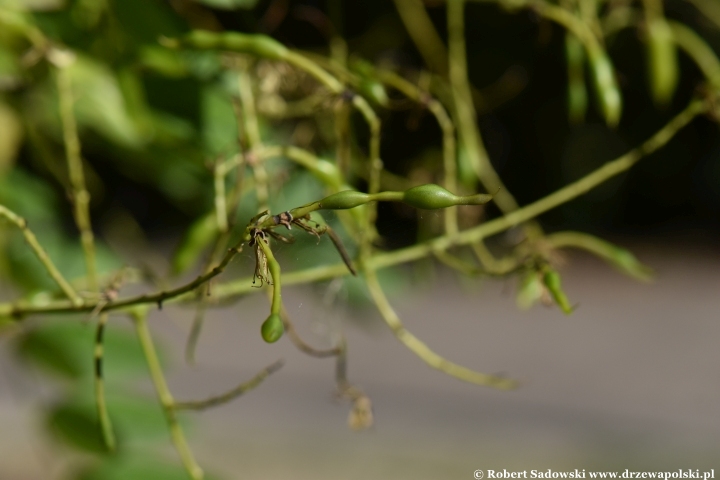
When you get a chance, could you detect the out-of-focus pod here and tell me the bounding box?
[646,18,679,107]
[565,33,588,124]
[587,46,623,128]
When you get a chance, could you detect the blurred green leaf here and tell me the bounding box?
[172,211,217,275]
[0,168,121,289]
[138,45,189,77]
[113,0,185,45]
[105,395,168,440]
[201,84,239,156]
[0,102,23,175]
[76,455,221,480]
[4,0,65,10]
[66,390,171,442]
[15,318,155,380]
[46,401,109,454]
[69,55,145,148]
[0,45,23,89]
[192,0,260,10]
[16,321,85,378]
[0,168,57,221]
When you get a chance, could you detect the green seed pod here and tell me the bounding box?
[542,269,573,315]
[403,184,459,209]
[221,32,287,60]
[647,19,678,107]
[261,313,284,343]
[402,184,492,209]
[565,33,588,124]
[168,31,288,61]
[319,190,370,210]
[180,30,221,50]
[587,47,622,128]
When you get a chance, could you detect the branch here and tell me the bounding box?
[173,360,284,411]
[1,96,708,318]
[0,204,82,306]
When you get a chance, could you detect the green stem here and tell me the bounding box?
[173,360,284,411]
[94,312,116,451]
[279,303,341,357]
[363,267,517,389]
[373,68,459,234]
[545,231,653,281]
[369,97,707,268]
[686,0,720,29]
[257,240,282,314]
[470,241,522,275]
[55,60,98,293]
[447,0,520,214]
[132,308,204,480]
[393,0,449,75]
[213,162,228,233]
[668,21,720,88]
[237,69,269,212]
[0,204,82,305]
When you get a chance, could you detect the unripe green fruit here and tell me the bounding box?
[403,184,492,209]
[261,313,284,343]
[565,34,588,124]
[542,270,573,314]
[222,32,287,60]
[183,30,221,50]
[173,31,288,60]
[319,190,370,210]
[403,184,459,209]
[647,19,678,107]
[588,49,622,128]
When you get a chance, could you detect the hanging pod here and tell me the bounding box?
[587,46,623,128]
[164,30,288,60]
[565,33,588,124]
[646,18,679,107]
[542,268,574,315]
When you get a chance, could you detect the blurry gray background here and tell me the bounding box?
[1,237,719,479]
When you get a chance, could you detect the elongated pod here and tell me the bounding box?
[587,46,623,128]
[565,33,588,124]
[161,30,287,60]
[647,18,679,106]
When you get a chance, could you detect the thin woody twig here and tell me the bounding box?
[52,53,98,293]
[0,204,82,306]
[132,308,204,480]
[173,360,284,411]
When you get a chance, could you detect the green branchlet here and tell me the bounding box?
[545,231,653,282]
